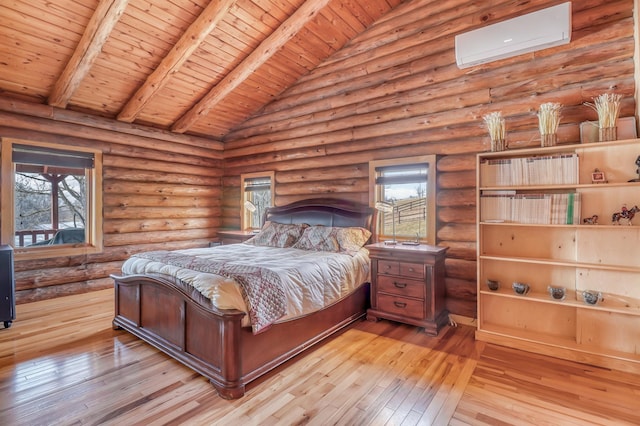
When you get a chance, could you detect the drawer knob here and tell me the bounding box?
[393,301,407,308]
[393,282,407,289]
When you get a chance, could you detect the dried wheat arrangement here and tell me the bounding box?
[483,111,506,151]
[584,93,622,129]
[538,102,562,146]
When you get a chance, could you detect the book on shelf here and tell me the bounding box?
[480,190,516,222]
[480,153,579,187]
[480,192,581,224]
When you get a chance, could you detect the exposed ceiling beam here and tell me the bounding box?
[171,0,333,134]
[117,0,238,123]
[48,0,129,108]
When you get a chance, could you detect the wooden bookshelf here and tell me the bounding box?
[476,138,640,373]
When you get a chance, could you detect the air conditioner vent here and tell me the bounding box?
[455,2,572,69]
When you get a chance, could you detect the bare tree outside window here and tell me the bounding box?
[2,139,103,259]
[248,189,271,228]
[14,169,86,247]
[242,172,274,230]
[15,173,51,233]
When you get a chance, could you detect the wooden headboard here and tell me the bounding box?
[264,198,375,232]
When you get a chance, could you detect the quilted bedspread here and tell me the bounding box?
[122,244,370,333]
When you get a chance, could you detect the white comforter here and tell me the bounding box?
[122,243,370,326]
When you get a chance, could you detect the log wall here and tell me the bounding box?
[222,0,638,318]
[1,0,637,317]
[0,100,224,303]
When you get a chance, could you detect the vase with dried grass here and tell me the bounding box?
[537,102,561,147]
[483,111,506,152]
[584,93,622,142]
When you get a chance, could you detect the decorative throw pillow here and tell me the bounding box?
[291,225,340,252]
[244,221,307,248]
[336,227,372,254]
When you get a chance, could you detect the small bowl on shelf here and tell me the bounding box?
[547,286,566,301]
[582,290,603,306]
[486,279,500,291]
[512,282,530,296]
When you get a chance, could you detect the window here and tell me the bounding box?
[369,155,436,245]
[240,171,274,230]
[1,139,103,259]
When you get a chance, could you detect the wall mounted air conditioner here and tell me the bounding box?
[455,2,572,69]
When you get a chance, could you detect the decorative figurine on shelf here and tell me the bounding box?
[591,168,607,184]
[611,205,640,225]
[629,155,640,182]
[583,215,599,225]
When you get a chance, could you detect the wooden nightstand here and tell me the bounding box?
[366,242,448,336]
[217,230,255,245]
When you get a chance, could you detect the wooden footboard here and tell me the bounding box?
[112,273,369,399]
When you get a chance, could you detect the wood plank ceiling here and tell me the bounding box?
[0,0,402,140]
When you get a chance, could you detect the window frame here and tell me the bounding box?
[1,138,103,260]
[369,155,437,245]
[240,171,274,231]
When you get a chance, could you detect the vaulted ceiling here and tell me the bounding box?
[0,0,402,140]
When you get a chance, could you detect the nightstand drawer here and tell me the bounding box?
[378,260,424,279]
[377,275,424,299]
[400,262,423,279]
[378,260,399,275]
[377,294,423,319]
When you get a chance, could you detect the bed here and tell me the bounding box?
[111,198,375,399]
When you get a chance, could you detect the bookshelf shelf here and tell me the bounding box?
[480,181,639,191]
[479,289,640,316]
[476,138,640,374]
[479,255,640,272]
[475,326,640,372]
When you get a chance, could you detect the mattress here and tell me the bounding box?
[122,243,370,327]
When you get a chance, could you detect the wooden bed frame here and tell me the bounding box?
[111,198,375,399]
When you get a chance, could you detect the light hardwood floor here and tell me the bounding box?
[1,289,639,425]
